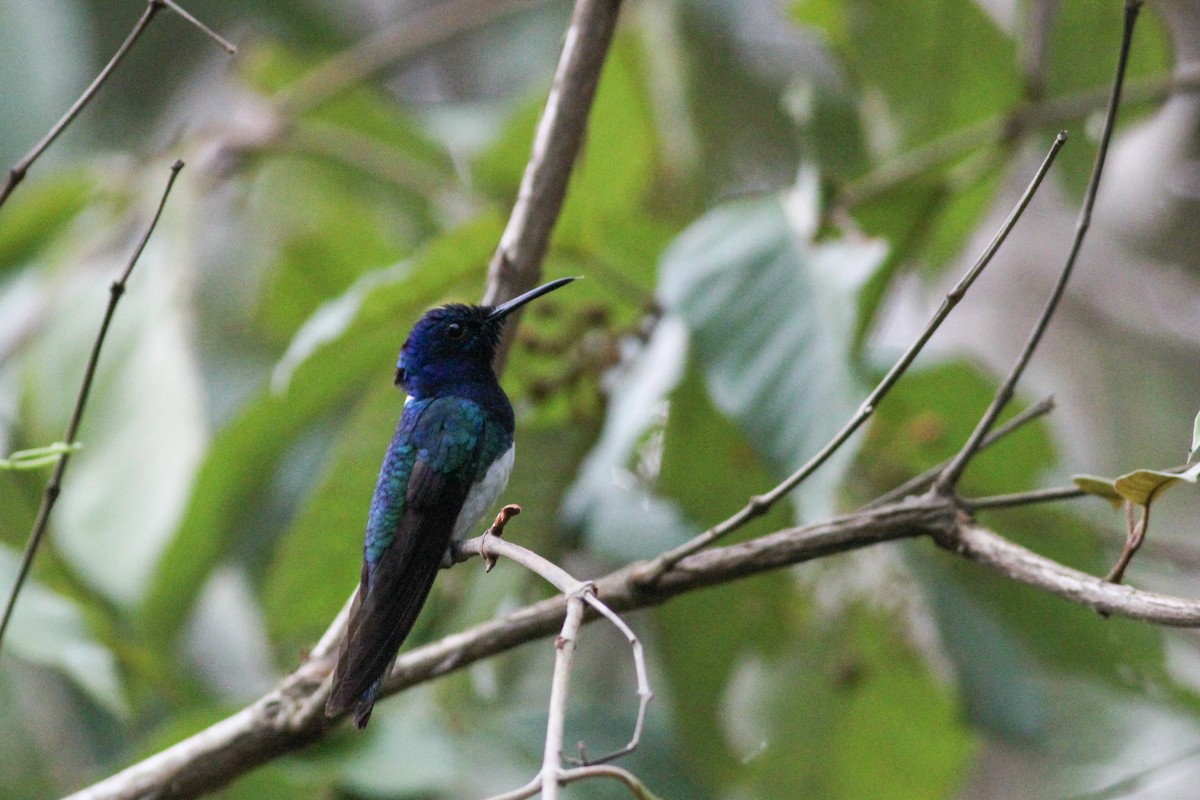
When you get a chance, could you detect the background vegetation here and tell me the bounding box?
[2,0,1199,797]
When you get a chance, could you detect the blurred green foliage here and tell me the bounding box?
[0,1,1194,799]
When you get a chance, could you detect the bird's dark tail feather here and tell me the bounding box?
[325,675,380,728]
[352,679,381,729]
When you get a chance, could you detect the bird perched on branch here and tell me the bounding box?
[326,277,577,728]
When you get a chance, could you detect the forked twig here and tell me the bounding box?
[0,161,186,655]
[461,521,653,800]
[934,0,1144,494]
[0,1,231,209]
[633,132,1068,585]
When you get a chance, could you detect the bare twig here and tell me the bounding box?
[959,485,1085,511]
[863,395,1056,510]
[0,1,230,209]
[0,161,185,656]
[633,133,1068,585]
[485,765,662,800]
[934,0,1143,493]
[947,520,1200,625]
[158,0,236,52]
[463,532,652,798]
[455,529,653,800]
[482,0,623,368]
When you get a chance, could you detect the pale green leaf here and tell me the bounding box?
[1072,474,1125,508]
[1191,409,1200,461]
[1112,464,1200,507]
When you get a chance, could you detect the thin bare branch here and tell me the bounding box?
[159,0,236,53]
[464,532,652,795]
[0,161,186,656]
[557,765,663,799]
[540,589,585,800]
[573,593,651,766]
[633,133,1067,585]
[934,0,1143,493]
[0,2,230,209]
[959,485,1085,511]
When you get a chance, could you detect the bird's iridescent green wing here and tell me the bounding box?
[327,397,487,726]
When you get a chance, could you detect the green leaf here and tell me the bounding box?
[1072,464,1200,508]
[660,191,886,519]
[1072,474,1125,508]
[656,572,797,788]
[1191,409,1200,461]
[658,362,795,538]
[1113,464,1200,507]
[0,545,126,716]
[661,595,976,798]
[241,43,451,171]
[262,383,395,649]
[251,156,426,340]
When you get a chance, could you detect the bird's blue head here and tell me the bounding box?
[396,277,576,398]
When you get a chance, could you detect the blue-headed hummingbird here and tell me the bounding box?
[326,277,576,728]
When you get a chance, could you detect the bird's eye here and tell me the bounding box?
[446,322,465,339]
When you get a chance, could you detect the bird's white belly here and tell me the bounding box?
[451,444,514,542]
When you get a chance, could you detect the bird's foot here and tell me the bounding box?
[441,540,464,570]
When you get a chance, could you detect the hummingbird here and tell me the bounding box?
[326,276,577,729]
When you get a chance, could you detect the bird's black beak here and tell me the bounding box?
[486,277,578,321]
